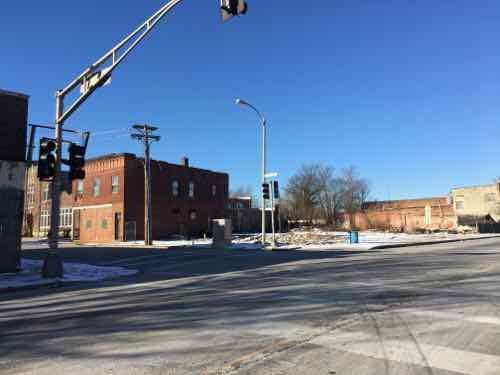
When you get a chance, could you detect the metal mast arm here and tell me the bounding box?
[56,0,184,124]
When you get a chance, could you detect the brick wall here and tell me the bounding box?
[125,157,229,239]
[25,153,230,242]
[352,197,456,232]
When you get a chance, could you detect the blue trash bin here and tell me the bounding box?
[349,231,359,244]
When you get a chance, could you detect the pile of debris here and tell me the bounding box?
[234,228,348,246]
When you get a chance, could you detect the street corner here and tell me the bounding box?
[0,258,138,293]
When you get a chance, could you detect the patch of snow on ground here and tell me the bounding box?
[20,259,138,282]
[231,230,500,251]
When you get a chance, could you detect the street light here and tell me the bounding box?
[235,98,267,245]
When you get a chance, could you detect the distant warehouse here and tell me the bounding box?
[24,154,228,242]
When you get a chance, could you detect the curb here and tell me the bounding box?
[0,279,62,294]
[370,235,500,250]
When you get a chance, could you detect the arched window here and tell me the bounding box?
[212,184,217,197]
[189,182,195,198]
[172,180,179,197]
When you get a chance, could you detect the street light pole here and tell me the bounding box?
[236,98,267,245]
[262,118,267,245]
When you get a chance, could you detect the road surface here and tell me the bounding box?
[1,238,500,374]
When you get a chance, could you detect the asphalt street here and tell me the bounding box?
[1,238,500,374]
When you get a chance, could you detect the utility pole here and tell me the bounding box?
[270,179,276,246]
[131,125,160,246]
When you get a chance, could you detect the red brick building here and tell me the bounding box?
[25,153,229,242]
[349,197,457,232]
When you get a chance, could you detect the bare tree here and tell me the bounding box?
[284,164,323,222]
[340,166,370,229]
[230,184,254,198]
[284,164,370,228]
[316,166,343,225]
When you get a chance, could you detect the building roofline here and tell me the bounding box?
[0,89,30,100]
[86,153,135,163]
[151,158,228,176]
[450,183,498,191]
[86,152,228,176]
[365,197,448,205]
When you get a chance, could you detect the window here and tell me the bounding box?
[111,176,119,193]
[93,178,101,197]
[26,183,35,207]
[189,182,195,198]
[172,180,179,197]
[190,210,197,221]
[485,193,496,203]
[40,210,50,228]
[76,180,84,196]
[456,201,465,210]
[60,208,73,227]
[212,184,217,197]
[424,206,432,226]
[42,184,50,202]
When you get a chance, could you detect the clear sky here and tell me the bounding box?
[1,0,499,200]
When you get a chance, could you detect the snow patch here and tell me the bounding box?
[20,259,138,282]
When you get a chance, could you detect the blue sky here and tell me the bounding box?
[1,0,499,200]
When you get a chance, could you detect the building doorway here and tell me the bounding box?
[114,212,122,241]
[73,210,81,240]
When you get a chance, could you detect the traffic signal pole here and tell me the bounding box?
[270,179,276,246]
[48,93,64,251]
[262,119,267,245]
[43,1,248,256]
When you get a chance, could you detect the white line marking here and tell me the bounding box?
[395,308,500,326]
[311,330,500,375]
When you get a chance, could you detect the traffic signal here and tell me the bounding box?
[68,143,86,181]
[262,183,270,200]
[37,138,57,181]
[220,0,248,22]
[273,181,280,199]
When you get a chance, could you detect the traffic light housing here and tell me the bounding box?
[220,0,248,22]
[37,138,57,181]
[262,183,270,200]
[68,143,86,181]
[273,181,280,199]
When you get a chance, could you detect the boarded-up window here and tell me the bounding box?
[425,206,432,226]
